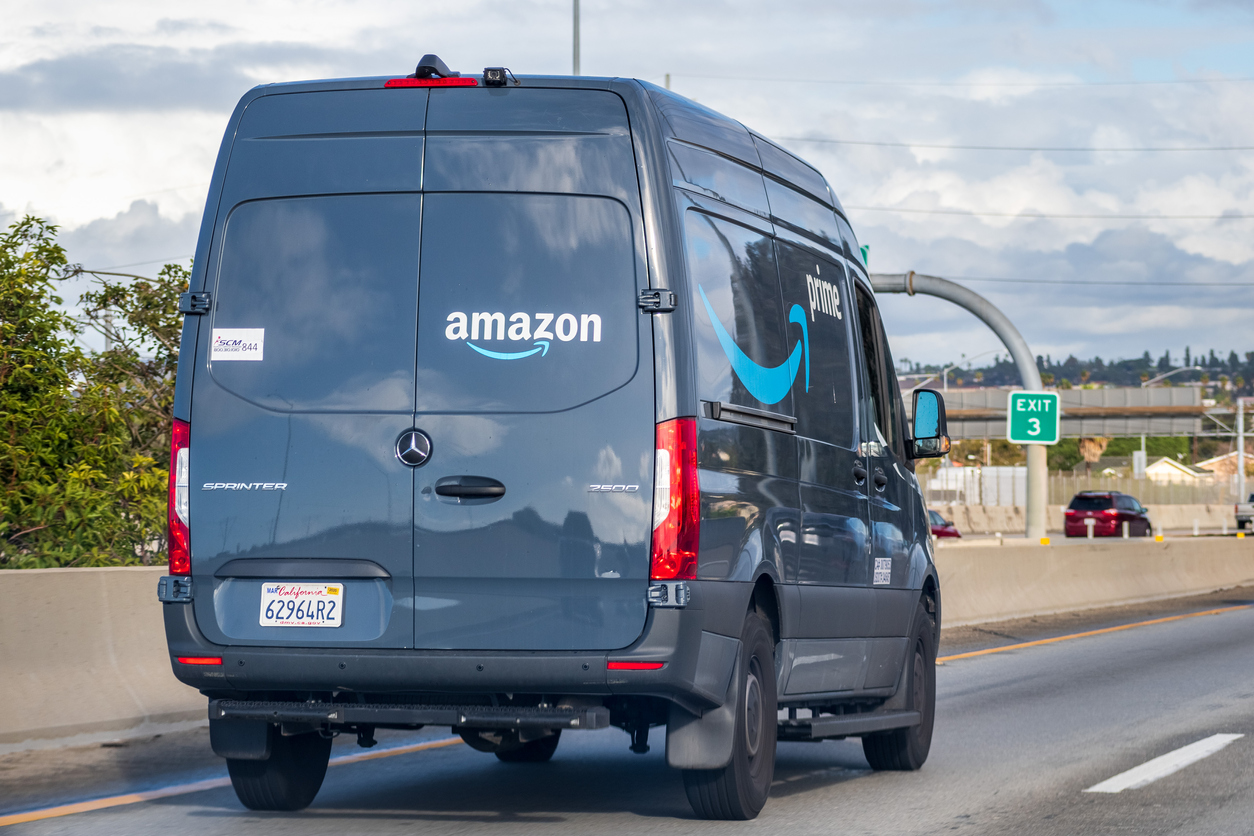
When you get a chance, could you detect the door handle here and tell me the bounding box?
[434,476,506,498]
[852,464,868,485]
[872,469,888,490]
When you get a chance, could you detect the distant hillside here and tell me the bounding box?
[902,349,1254,396]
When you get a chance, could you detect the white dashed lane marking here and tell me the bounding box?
[1084,733,1244,794]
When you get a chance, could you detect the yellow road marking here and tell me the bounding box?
[0,736,463,828]
[937,604,1252,664]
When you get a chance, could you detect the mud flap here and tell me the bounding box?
[878,621,918,714]
[210,718,272,760]
[666,647,741,770]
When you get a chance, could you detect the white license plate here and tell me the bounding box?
[259,582,344,627]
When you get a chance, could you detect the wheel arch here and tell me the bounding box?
[750,570,782,645]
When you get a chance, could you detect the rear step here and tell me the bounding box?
[777,710,920,741]
[210,699,610,730]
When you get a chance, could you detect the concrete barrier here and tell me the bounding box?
[4,539,1254,751]
[0,567,202,753]
[935,503,1235,534]
[935,537,1254,626]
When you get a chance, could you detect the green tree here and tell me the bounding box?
[0,217,183,568]
[76,262,186,462]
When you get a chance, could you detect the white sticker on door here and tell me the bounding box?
[873,558,892,585]
[211,328,264,361]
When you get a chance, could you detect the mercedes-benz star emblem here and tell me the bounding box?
[395,430,432,467]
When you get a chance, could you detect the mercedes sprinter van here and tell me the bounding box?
[160,54,952,820]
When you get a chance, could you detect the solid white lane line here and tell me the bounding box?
[1084,733,1244,794]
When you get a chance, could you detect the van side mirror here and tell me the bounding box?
[910,389,951,459]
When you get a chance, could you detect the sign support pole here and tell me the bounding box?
[871,271,1049,541]
[1239,397,1246,503]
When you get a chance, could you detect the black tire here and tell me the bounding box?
[683,610,777,821]
[226,729,332,812]
[862,601,936,771]
[495,731,561,763]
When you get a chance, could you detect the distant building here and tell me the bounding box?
[1144,457,1214,485]
[1195,449,1254,477]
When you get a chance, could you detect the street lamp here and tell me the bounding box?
[940,350,998,391]
[1141,366,1204,387]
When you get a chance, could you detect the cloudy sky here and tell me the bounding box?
[4,0,1253,369]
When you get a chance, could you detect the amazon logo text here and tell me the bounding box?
[445,312,602,343]
[445,311,603,361]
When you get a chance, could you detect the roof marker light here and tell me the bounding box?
[385,77,478,88]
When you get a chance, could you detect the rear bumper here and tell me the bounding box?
[210,698,611,731]
[163,579,748,712]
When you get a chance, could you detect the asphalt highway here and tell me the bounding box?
[5,590,1254,835]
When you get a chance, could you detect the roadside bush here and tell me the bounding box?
[0,216,184,568]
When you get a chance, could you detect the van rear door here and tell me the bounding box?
[410,88,654,650]
[189,90,426,648]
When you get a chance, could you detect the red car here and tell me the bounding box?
[928,510,961,538]
[1064,491,1152,537]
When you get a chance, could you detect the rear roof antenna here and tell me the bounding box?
[413,54,459,79]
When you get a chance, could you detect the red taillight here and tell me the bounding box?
[650,418,699,581]
[176,656,221,666]
[1065,509,1076,515]
[168,419,191,576]
[385,77,478,88]
[1103,508,1120,517]
[607,661,665,671]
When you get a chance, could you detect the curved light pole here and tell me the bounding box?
[1141,366,1203,387]
[871,271,1049,541]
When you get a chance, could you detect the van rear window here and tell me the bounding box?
[210,194,420,412]
[415,193,639,413]
[1069,495,1113,511]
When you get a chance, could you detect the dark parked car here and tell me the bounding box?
[1064,491,1151,537]
[157,53,953,821]
[928,510,961,538]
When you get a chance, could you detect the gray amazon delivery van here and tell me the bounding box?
[160,54,952,820]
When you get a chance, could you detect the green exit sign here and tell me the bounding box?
[1007,391,1061,445]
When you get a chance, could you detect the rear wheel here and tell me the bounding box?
[862,601,936,771]
[683,610,777,821]
[226,728,332,811]
[496,731,561,763]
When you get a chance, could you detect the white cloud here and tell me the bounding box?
[2,0,1253,366]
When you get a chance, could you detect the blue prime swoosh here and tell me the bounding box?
[698,285,809,405]
[466,340,550,360]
